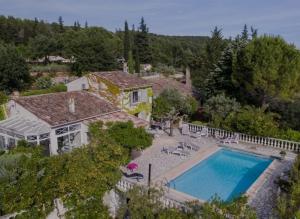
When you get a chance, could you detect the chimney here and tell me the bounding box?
[123,62,128,73]
[68,98,75,113]
[185,66,192,90]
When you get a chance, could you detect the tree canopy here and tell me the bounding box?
[153,89,198,135]
[232,35,300,105]
[0,121,132,218]
[0,42,31,92]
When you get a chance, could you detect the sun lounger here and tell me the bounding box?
[220,134,239,144]
[200,127,209,137]
[172,149,190,157]
[161,146,177,154]
[123,172,144,182]
[190,131,201,138]
[184,139,200,151]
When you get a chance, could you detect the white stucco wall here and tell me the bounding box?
[8,100,50,127]
[66,76,89,92]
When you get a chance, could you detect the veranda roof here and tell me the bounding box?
[0,116,50,137]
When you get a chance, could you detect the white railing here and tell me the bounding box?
[116,179,186,210]
[185,123,300,152]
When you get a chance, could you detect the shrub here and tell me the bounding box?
[278,129,300,142]
[35,76,53,89]
[0,91,8,105]
[0,105,5,121]
[21,84,67,96]
[107,121,152,150]
[276,154,300,219]
[30,63,71,73]
[204,93,241,127]
[222,105,279,137]
[153,63,176,76]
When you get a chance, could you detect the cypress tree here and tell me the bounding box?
[128,51,135,73]
[241,24,248,41]
[134,17,151,63]
[123,20,130,61]
[58,16,64,32]
[134,49,140,73]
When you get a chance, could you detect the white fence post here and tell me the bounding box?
[184,123,300,152]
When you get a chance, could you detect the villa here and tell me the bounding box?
[67,71,153,122]
[0,91,148,155]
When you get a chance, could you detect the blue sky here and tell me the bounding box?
[1,0,300,47]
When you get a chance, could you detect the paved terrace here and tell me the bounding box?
[121,129,297,219]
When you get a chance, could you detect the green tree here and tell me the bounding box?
[223,105,279,137]
[0,92,8,105]
[117,185,256,219]
[35,76,53,89]
[63,28,120,75]
[134,17,151,63]
[134,49,140,73]
[29,35,58,63]
[0,121,128,218]
[123,20,130,61]
[153,89,198,136]
[0,43,31,92]
[232,35,300,106]
[107,121,152,150]
[192,27,227,100]
[58,16,64,33]
[128,51,135,73]
[203,93,241,127]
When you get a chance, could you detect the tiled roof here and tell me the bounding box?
[146,76,192,97]
[85,111,149,127]
[15,91,119,126]
[93,71,152,90]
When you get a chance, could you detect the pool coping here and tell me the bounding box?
[154,145,277,204]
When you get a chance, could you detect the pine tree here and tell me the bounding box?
[123,20,130,61]
[73,21,81,31]
[58,16,64,32]
[241,24,248,41]
[250,26,258,39]
[134,17,151,63]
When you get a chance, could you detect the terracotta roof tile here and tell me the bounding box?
[85,111,149,127]
[146,76,192,97]
[93,71,152,90]
[15,91,119,126]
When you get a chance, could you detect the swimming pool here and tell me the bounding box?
[168,148,273,202]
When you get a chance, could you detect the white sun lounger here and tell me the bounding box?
[220,134,239,144]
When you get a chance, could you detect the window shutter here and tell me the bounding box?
[130,92,133,106]
[138,90,142,102]
[142,89,148,102]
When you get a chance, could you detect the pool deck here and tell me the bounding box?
[122,129,297,218]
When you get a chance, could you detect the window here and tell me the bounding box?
[39,133,50,140]
[132,91,139,104]
[55,127,68,135]
[69,124,81,131]
[81,83,86,90]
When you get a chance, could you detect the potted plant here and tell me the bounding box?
[279,150,286,160]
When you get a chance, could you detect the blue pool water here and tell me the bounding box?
[169,148,273,202]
